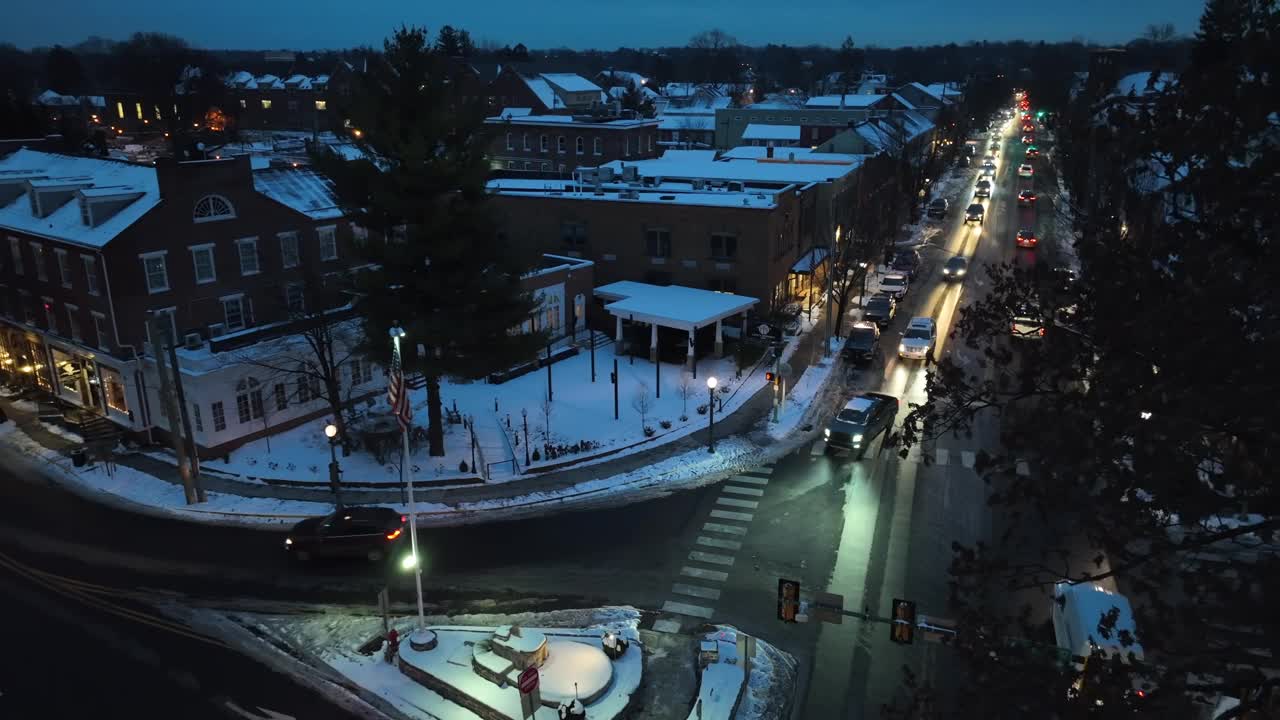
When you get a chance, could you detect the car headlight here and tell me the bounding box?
[824,427,830,438]
[852,434,864,443]
[943,268,951,275]
[899,343,907,353]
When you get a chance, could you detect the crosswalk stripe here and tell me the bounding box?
[681,566,729,582]
[716,497,759,510]
[710,509,754,522]
[697,535,743,551]
[663,600,714,619]
[703,522,749,536]
[961,451,976,468]
[935,448,949,466]
[727,474,769,486]
[1016,460,1031,477]
[722,485,764,497]
[653,618,683,634]
[672,583,722,601]
[740,470,773,479]
[690,550,735,566]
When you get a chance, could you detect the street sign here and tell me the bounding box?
[813,591,844,624]
[756,323,772,337]
[518,666,539,694]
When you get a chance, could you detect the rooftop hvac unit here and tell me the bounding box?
[692,178,706,190]
[207,323,225,338]
[184,332,203,350]
[597,167,616,182]
[621,166,639,183]
[579,168,599,184]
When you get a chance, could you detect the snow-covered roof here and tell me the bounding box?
[485,113,657,129]
[598,150,863,185]
[541,73,603,94]
[890,93,917,110]
[252,167,343,220]
[791,246,829,273]
[34,90,81,106]
[741,124,801,141]
[1115,72,1176,97]
[804,94,885,108]
[521,75,559,109]
[0,149,159,248]
[595,281,759,330]
[720,147,864,163]
[256,74,285,90]
[284,74,313,89]
[599,70,648,89]
[487,178,779,210]
[658,115,715,131]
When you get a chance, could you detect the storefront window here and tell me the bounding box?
[28,340,50,391]
[51,348,84,403]
[100,366,128,414]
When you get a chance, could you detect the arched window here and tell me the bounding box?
[235,377,264,423]
[575,137,584,155]
[193,194,236,223]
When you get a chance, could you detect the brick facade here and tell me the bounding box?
[487,115,660,176]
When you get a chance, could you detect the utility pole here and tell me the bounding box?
[612,358,619,420]
[166,340,204,501]
[149,312,199,504]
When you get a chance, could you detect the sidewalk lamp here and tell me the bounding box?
[324,421,343,508]
[706,376,718,453]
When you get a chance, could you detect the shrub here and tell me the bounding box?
[659,420,672,430]
[459,460,469,472]
[643,426,656,437]
[680,414,689,422]
[532,448,541,461]
[697,404,708,415]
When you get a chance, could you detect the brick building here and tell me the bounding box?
[486,110,660,176]
[714,93,921,149]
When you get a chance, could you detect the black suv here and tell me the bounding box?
[926,198,949,218]
[824,392,900,459]
[863,294,897,328]
[842,323,880,366]
[285,507,408,563]
[891,249,922,280]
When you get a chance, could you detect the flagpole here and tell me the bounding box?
[391,326,426,631]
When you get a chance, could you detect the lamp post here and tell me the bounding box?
[324,421,343,509]
[522,408,530,465]
[706,376,718,453]
[389,325,426,633]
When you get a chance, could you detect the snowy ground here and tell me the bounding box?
[688,627,796,720]
[766,338,844,440]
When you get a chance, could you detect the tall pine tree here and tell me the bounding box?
[315,27,548,457]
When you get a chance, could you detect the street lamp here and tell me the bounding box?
[324,421,343,509]
[706,376,718,453]
[522,408,530,465]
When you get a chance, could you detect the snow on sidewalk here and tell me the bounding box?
[689,626,797,720]
[767,338,844,440]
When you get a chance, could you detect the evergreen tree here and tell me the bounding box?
[314,27,548,457]
[44,45,86,94]
[897,0,1280,713]
[435,25,461,56]
[836,35,864,93]
[457,29,475,58]
[619,80,653,117]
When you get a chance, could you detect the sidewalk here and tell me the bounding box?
[0,310,836,514]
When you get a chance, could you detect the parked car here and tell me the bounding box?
[1016,228,1039,248]
[988,143,1000,155]
[1026,146,1041,158]
[898,317,937,361]
[842,322,881,366]
[942,255,968,281]
[975,179,992,198]
[1011,304,1046,340]
[926,197,949,218]
[1022,135,1035,144]
[824,392,900,459]
[964,203,985,224]
[891,249,922,279]
[981,160,996,172]
[285,507,408,563]
[1017,190,1038,206]
[1018,164,1034,177]
[878,273,909,300]
[863,294,897,327]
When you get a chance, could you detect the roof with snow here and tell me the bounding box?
[487,177,780,210]
[598,70,649,89]
[1054,583,1145,662]
[595,281,758,330]
[791,246,830,273]
[658,115,716,131]
[1115,72,1176,97]
[252,167,343,220]
[521,75,560,109]
[804,94,886,109]
[485,113,657,128]
[720,147,864,163]
[741,124,801,141]
[0,149,159,248]
[541,73,603,94]
[597,150,863,184]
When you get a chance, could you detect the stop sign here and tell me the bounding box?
[518,666,539,694]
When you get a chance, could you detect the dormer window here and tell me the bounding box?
[193,195,235,223]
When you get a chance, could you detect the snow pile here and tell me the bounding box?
[767,339,844,440]
[688,626,796,720]
[37,421,84,443]
[735,630,798,720]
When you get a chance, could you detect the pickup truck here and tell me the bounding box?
[824,392,899,459]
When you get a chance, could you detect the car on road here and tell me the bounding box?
[1016,228,1039,248]
[1017,189,1038,206]
[891,248,922,279]
[1025,146,1041,158]
[824,392,900,459]
[285,507,408,563]
[1018,163,1034,177]
[1022,135,1035,144]
[841,322,881,366]
[942,255,968,280]
[982,154,996,164]
[898,317,937,361]
[964,203,985,224]
[975,179,992,198]
[878,273,909,300]
[926,197,949,218]
[1011,304,1046,340]
[989,143,999,155]
[981,160,996,172]
[862,294,897,327]
[1022,123,1035,134]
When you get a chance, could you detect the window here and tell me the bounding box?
[296,373,311,403]
[236,238,259,275]
[557,136,566,153]
[92,312,110,349]
[285,283,305,313]
[19,291,35,324]
[65,305,81,341]
[193,195,235,223]
[261,99,272,110]
[623,137,630,157]
[141,252,169,293]
[116,101,124,119]
[43,299,57,333]
[648,135,654,152]
[522,133,530,151]
[278,232,300,268]
[349,357,369,386]
[274,383,288,412]
[506,161,517,169]
[146,308,177,349]
[31,243,47,282]
[575,137,584,155]
[710,233,738,260]
[561,222,587,249]
[82,255,100,295]
[211,401,226,432]
[315,100,327,111]
[239,99,247,109]
[100,366,127,413]
[55,249,72,287]
[317,226,337,261]
[523,161,533,171]
[8,238,21,275]
[350,223,368,245]
[539,134,548,152]
[222,295,247,331]
[135,102,143,120]
[708,277,738,293]
[190,244,216,284]
[506,132,513,150]
[192,403,203,432]
[593,137,602,155]
[645,228,671,257]
[236,378,264,423]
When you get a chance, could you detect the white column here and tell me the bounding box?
[649,322,659,363]
[615,315,624,355]
[686,327,696,370]
[714,319,724,357]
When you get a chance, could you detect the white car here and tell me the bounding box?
[1018,164,1034,177]
[898,317,936,360]
[878,273,909,300]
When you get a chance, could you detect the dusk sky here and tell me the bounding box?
[6,0,1208,51]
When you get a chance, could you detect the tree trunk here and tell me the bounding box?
[426,373,445,457]
[325,380,352,457]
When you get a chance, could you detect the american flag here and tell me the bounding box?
[387,342,413,431]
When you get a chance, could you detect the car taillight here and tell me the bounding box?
[386,528,403,541]
[1038,327,1046,336]
[401,515,408,523]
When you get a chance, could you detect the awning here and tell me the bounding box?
[791,246,830,274]
[596,281,758,332]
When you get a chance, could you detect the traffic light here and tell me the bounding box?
[777,578,800,623]
[890,598,916,644]
[765,371,778,385]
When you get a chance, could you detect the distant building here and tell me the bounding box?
[715,93,922,149]
[489,69,606,114]
[485,110,660,176]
